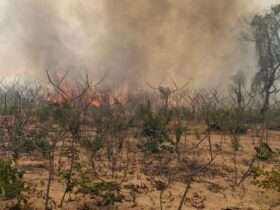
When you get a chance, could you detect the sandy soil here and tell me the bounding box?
[1,130,280,210]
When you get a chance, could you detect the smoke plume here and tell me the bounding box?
[0,0,278,88]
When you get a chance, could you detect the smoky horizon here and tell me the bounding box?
[0,0,279,89]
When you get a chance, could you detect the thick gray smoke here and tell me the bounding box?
[0,0,279,88]
[103,0,247,87]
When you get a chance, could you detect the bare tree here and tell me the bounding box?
[229,70,252,111]
[46,70,92,208]
[146,80,188,108]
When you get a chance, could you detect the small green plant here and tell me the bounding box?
[222,110,248,135]
[230,135,241,152]
[255,143,273,161]
[0,159,24,199]
[19,129,50,158]
[252,166,280,192]
[142,141,160,153]
[175,123,186,144]
[139,101,171,153]
[81,135,103,154]
[79,180,124,206]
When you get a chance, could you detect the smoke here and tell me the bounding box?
[0,0,279,88]
[102,0,247,87]
[2,1,87,80]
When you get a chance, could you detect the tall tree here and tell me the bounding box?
[252,5,280,114]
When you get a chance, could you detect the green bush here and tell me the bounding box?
[79,181,124,206]
[139,101,171,153]
[142,141,160,153]
[38,103,71,127]
[81,135,103,154]
[19,129,50,158]
[255,143,273,161]
[252,166,280,192]
[0,159,24,199]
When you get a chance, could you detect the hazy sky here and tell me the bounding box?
[0,0,280,87]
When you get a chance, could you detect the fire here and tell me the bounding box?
[46,86,128,108]
[88,87,128,108]
[90,99,101,108]
[45,71,130,107]
[47,91,65,105]
[88,91,110,108]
